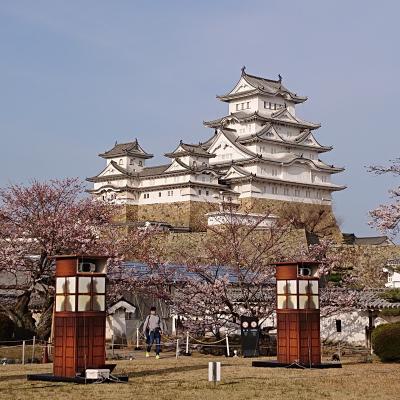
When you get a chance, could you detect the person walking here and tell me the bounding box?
[143,306,162,359]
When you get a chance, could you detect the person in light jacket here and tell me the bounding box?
[143,306,162,359]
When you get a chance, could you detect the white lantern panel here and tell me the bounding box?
[309,280,319,294]
[56,278,65,294]
[287,280,297,294]
[93,295,105,311]
[78,295,91,311]
[65,295,75,311]
[298,280,308,294]
[277,280,286,294]
[93,277,105,293]
[286,295,298,309]
[55,295,65,311]
[299,295,308,309]
[65,277,76,294]
[309,295,319,309]
[277,295,286,309]
[78,277,91,293]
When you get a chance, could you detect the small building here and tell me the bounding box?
[383,259,400,288]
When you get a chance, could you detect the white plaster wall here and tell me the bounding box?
[320,311,369,346]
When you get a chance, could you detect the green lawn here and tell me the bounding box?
[0,354,399,400]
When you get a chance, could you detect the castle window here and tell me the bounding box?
[246,102,250,109]
[139,160,143,167]
[294,189,300,197]
[119,159,123,165]
[143,193,149,199]
[321,175,328,183]
[129,159,133,165]
[284,188,290,196]
[168,190,173,196]
[236,104,240,111]
[159,192,162,197]
[272,168,279,177]
[198,189,202,195]
[272,186,278,195]
[206,190,209,196]
[306,190,311,198]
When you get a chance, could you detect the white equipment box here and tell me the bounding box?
[85,369,110,379]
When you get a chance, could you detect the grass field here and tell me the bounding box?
[0,354,399,400]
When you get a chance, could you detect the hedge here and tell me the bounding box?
[372,322,400,362]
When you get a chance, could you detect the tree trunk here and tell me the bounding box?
[7,290,36,336]
[35,297,54,340]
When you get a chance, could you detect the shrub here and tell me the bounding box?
[372,322,400,362]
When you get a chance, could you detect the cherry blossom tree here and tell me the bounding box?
[369,159,400,236]
[0,178,141,338]
[160,203,306,337]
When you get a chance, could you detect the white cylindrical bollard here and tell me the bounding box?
[225,334,230,357]
[22,340,26,365]
[185,331,189,354]
[136,327,140,348]
[176,339,179,358]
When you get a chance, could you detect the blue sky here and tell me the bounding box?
[0,0,399,236]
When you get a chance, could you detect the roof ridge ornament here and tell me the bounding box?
[241,65,246,75]
[278,74,282,83]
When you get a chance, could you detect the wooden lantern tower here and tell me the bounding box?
[53,255,107,377]
[275,261,321,366]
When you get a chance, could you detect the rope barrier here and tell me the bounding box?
[187,335,227,345]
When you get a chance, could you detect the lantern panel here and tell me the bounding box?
[299,295,308,309]
[298,281,308,294]
[277,280,286,294]
[78,277,91,293]
[65,277,76,293]
[93,295,105,311]
[55,295,65,311]
[78,295,91,311]
[309,295,319,309]
[93,277,105,293]
[287,280,297,294]
[64,295,76,311]
[277,295,286,309]
[309,281,318,294]
[286,295,298,309]
[56,278,65,294]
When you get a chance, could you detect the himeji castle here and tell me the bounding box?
[87,68,345,232]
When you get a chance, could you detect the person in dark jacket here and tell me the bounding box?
[143,306,162,359]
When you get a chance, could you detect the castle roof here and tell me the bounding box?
[204,109,320,130]
[237,125,332,153]
[99,140,153,159]
[217,69,307,104]
[165,141,215,158]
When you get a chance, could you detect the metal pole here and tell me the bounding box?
[225,334,230,357]
[31,336,36,364]
[22,340,26,365]
[111,334,114,356]
[136,327,139,349]
[185,331,189,354]
[176,339,179,358]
